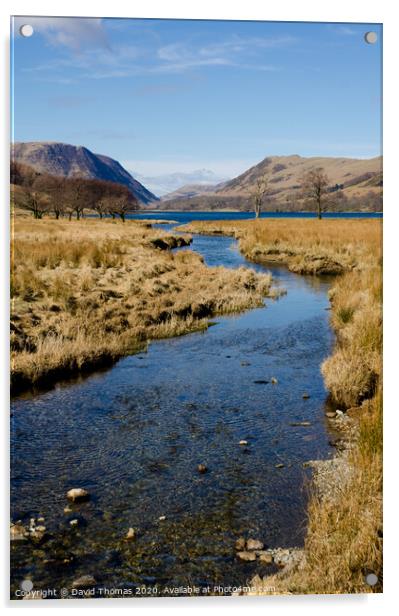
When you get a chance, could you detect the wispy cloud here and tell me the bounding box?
[155,35,295,73]
[329,24,359,36]
[13,16,109,51]
[18,22,295,81]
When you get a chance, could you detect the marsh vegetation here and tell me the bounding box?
[10,218,278,393]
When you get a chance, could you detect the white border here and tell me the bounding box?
[1,1,397,614]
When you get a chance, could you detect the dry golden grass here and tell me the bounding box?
[178,218,381,274]
[178,217,382,594]
[11,218,277,392]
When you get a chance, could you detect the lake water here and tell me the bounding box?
[130,210,382,224]
[10,224,342,597]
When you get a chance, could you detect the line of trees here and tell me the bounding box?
[11,161,139,222]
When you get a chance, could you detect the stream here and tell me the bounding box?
[10,222,339,596]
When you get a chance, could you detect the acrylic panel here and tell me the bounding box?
[10,16,382,600]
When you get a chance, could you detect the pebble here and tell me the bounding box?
[235,537,246,551]
[72,575,96,589]
[247,539,264,551]
[125,527,136,540]
[273,549,291,567]
[197,464,208,474]
[325,411,337,419]
[66,488,90,503]
[258,552,273,564]
[10,523,28,541]
[237,551,256,562]
[29,528,46,543]
[336,410,344,417]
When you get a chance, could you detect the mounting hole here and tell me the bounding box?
[364,31,377,44]
[19,24,34,38]
[365,572,378,586]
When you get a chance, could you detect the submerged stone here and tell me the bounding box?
[66,488,90,503]
[235,537,246,551]
[72,574,97,589]
[237,550,257,562]
[247,539,264,551]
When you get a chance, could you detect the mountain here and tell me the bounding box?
[134,169,229,197]
[157,154,382,212]
[161,182,228,202]
[11,142,158,205]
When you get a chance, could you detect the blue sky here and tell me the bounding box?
[11,17,382,179]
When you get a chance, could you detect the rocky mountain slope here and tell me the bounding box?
[11,142,158,205]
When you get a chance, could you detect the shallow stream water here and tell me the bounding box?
[10,225,338,596]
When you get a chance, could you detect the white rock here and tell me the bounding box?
[66,488,90,502]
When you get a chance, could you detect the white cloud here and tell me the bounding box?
[13,17,109,51]
[19,24,290,79]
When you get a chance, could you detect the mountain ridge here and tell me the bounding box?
[11,142,158,205]
[157,154,382,211]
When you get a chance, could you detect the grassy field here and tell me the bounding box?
[11,218,278,394]
[179,218,382,594]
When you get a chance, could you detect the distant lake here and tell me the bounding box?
[130,211,383,224]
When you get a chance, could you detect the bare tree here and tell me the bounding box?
[252,174,270,218]
[15,186,50,219]
[107,185,138,222]
[301,167,330,219]
[11,163,50,219]
[63,178,90,220]
[35,174,67,219]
